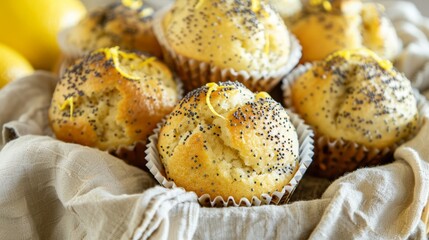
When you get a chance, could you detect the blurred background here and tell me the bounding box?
[408,0,429,15]
[81,0,169,11]
[0,0,427,89]
[80,0,429,15]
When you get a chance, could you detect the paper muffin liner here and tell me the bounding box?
[106,76,184,172]
[109,141,149,171]
[145,110,314,207]
[281,63,427,179]
[153,5,302,93]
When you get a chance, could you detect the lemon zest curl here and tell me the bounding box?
[59,96,75,120]
[205,83,235,120]
[97,46,157,80]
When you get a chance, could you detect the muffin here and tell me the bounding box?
[290,0,401,63]
[57,0,162,74]
[146,81,314,206]
[283,48,420,178]
[49,46,180,169]
[153,0,302,92]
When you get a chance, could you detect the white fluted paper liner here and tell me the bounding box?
[153,4,302,92]
[145,110,314,207]
[281,63,428,179]
[105,76,184,170]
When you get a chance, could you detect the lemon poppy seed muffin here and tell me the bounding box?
[59,0,162,59]
[163,0,290,72]
[285,49,419,178]
[49,47,179,168]
[155,0,301,91]
[157,81,300,201]
[291,49,418,149]
[291,0,401,62]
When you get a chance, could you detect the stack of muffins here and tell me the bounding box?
[48,0,423,206]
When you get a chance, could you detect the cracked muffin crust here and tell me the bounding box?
[157,81,299,200]
[290,49,418,148]
[49,47,178,153]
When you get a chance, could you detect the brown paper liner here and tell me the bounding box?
[153,5,302,93]
[282,64,427,179]
[109,141,149,171]
[145,110,314,207]
[309,135,394,179]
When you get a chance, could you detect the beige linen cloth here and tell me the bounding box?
[1,1,429,239]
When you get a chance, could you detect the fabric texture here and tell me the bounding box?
[1,1,429,239]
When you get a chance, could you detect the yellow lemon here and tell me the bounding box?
[0,0,86,70]
[0,43,34,89]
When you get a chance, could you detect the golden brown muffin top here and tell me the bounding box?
[50,47,178,150]
[158,81,299,200]
[290,0,401,62]
[291,49,419,148]
[61,0,162,57]
[162,0,291,72]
